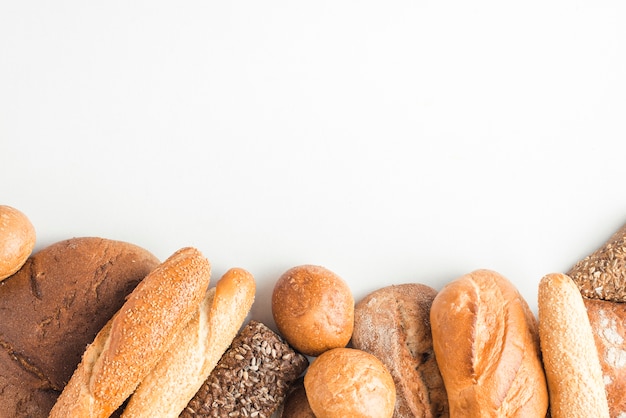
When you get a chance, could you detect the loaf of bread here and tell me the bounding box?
[122,267,256,417]
[583,297,626,417]
[49,247,211,418]
[279,378,316,418]
[538,273,609,418]
[352,283,448,417]
[430,269,548,417]
[181,320,308,418]
[0,237,159,417]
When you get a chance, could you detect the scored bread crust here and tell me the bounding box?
[352,283,449,418]
[538,273,610,418]
[48,247,211,418]
[122,267,256,417]
[430,269,548,418]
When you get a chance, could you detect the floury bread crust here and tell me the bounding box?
[583,298,626,417]
[430,269,548,418]
[0,237,160,418]
[538,273,609,418]
[352,283,449,417]
[122,268,256,418]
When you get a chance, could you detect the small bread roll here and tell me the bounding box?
[304,347,396,418]
[272,265,354,356]
[538,273,610,418]
[0,205,36,281]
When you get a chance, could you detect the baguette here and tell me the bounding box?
[121,267,256,417]
[49,247,211,418]
[537,273,610,418]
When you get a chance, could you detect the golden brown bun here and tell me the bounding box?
[538,273,610,418]
[49,247,211,418]
[430,269,548,418]
[0,237,159,418]
[304,347,396,418]
[584,297,626,417]
[272,264,354,356]
[352,283,449,418]
[280,378,316,418]
[0,205,36,281]
[122,267,256,417]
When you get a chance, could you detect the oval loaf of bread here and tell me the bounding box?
[430,269,548,417]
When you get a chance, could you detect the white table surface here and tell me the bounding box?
[2,1,626,331]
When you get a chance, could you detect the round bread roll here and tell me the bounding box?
[272,264,354,356]
[0,205,36,281]
[304,347,396,418]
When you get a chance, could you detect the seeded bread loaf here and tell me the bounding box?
[568,223,626,301]
[0,237,160,418]
[181,320,308,418]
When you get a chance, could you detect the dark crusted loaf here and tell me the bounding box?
[181,320,308,418]
[0,237,159,418]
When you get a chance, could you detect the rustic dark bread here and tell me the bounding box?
[430,269,549,417]
[583,297,626,417]
[0,237,159,418]
[279,378,315,418]
[181,320,308,418]
[568,223,626,302]
[352,283,448,418]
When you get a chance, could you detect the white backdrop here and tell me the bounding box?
[2,1,625,328]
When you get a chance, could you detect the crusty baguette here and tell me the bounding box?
[430,269,548,417]
[121,267,256,417]
[48,247,211,418]
[537,273,610,418]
